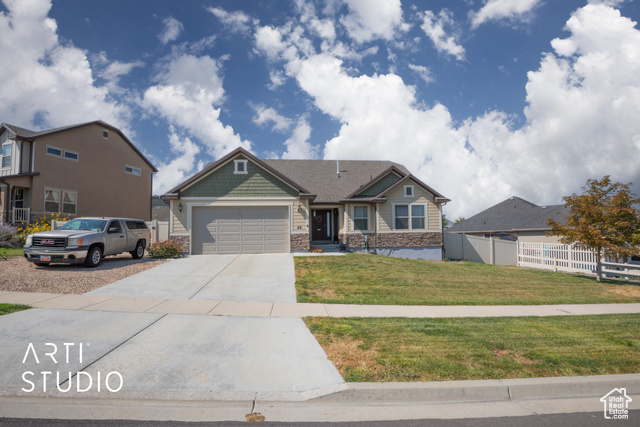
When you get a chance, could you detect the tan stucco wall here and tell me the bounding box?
[378,179,441,232]
[29,124,153,220]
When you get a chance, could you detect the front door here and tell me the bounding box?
[311,209,331,241]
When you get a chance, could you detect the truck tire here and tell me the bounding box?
[130,241,145,259]
[85,246,103,268]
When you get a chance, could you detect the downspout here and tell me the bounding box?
[374,203,378,254]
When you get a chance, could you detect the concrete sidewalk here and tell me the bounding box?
[2,291,640,318]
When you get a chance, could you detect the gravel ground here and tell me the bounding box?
[0,254,169,294]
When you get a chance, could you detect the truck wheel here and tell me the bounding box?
[130,241,145,259]
[85,246,102,268]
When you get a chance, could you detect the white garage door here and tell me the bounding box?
[192,206,290,254]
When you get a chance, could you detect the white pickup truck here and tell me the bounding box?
[23,217,150,268]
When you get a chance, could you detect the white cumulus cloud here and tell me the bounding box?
[470,0,541,29]
[208,6,252,35]
[142,53,251,159]
[251,104,293,133]
[420,9,465,61]
[153,127,202,194]
[0,0,132,132]
[158,16,184,45]
[340,0,406,43]
[253,2,640,219]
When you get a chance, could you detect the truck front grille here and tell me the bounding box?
[32,237,67,248]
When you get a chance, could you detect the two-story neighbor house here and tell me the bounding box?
[0,120,157,224]
[161,147,450,259]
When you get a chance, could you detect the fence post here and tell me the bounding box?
[489,236,495,265]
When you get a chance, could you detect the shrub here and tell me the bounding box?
[16,213,69,243]
[148,240,182,258]
[0,224,18,241]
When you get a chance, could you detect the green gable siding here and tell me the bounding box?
[356,172,402,197]
[182,156,298,198]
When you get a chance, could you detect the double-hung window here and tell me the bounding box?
[45,189,77,215]
[394,204,426,230]
[353,206,369,231]
[2,142,11,168]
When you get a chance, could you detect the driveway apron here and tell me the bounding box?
[0,254,345,401]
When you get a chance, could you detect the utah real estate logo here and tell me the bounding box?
[600,388,632,420]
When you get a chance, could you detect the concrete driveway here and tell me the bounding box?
[0,254,345,401]
[86,254,296,303]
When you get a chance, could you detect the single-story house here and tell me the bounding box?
[161,147,450,259]
[446,196,568,243]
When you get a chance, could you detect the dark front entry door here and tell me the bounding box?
[312,209,331,241]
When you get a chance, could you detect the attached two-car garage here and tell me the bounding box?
[191,206,290,255]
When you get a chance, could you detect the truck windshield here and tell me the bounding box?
[59,219,107,232]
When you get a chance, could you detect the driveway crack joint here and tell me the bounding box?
[188,254,241,300]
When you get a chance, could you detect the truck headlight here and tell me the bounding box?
[25,235,33,246]
[68,237,83,247]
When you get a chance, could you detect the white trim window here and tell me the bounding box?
[2,142,11,169]
[394,204,426,230]
[102,129,109,139]
[353,205,369,231]
[234,159,248,174]
[46,145,79,161]
[125,164,142,176]
[404,185,414,197]
[44,188,77,215]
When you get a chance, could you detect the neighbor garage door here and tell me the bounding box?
[192,206,289,254]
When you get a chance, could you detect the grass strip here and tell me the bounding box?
[0,303,30,316]
[295,254,640,305]
[304,314,640,382]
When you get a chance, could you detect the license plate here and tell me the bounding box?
[40,256,52,262]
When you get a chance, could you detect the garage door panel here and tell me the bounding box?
[192,206,289,254]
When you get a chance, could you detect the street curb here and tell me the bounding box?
[311,374,640,403]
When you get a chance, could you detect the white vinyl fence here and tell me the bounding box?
[443,233,517,266]
[517,242,598,274]
[517,241,640,281]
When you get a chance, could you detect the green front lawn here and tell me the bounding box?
[0,304,30,316]
[305,314,640,382]
[295,254,640,305]
[0,247,23,259]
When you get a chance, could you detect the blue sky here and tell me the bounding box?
[1,0,639,218]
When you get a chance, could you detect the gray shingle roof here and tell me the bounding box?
[447,196,568,233]
[263,159,410,204]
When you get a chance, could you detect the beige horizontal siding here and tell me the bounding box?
[171,200,188,233]
[292,199,308,232]
[379,179,439,232]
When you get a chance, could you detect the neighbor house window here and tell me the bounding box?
[44,189,77,215]
[103,129,109,139]
[404,185,414,197]
[46,145,79,162]
[125,165,142,176]
[2,143,11,168]
[234,159,248,174]
[394,204,427,230]
[353,206,369,231]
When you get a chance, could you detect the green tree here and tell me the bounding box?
[547,176,640,281]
